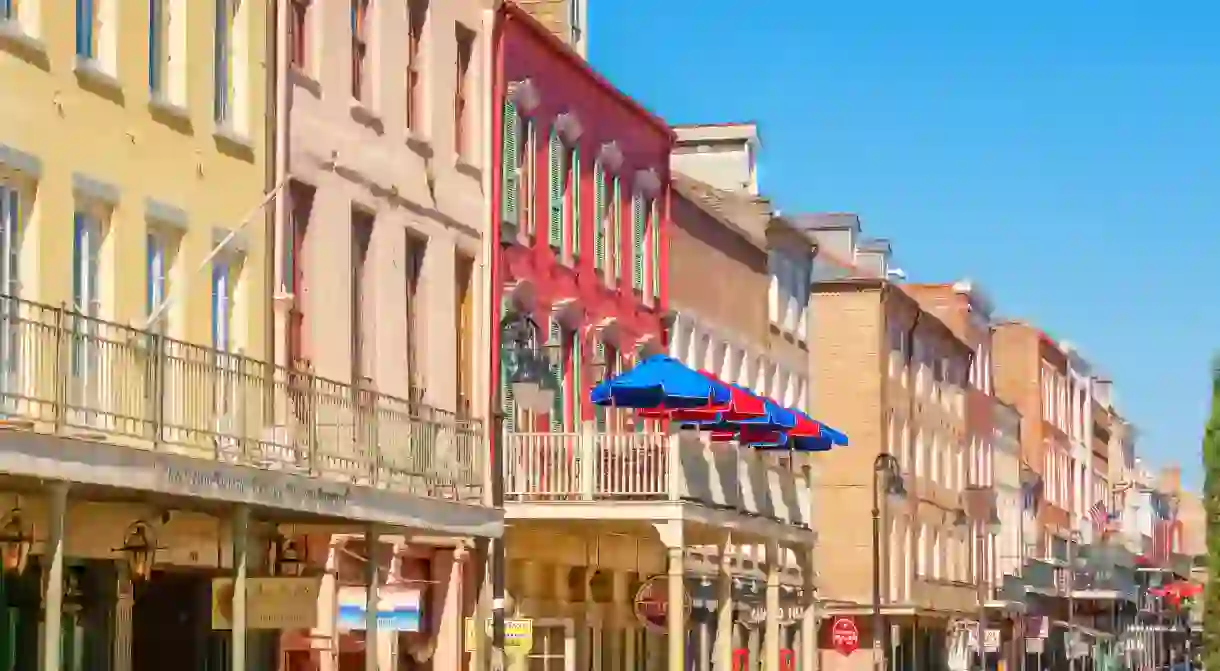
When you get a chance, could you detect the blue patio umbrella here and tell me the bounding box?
[590,355,733,409]
[699,396,797,432]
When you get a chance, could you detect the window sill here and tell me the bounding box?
[455,158,481,181]
[406,132,433,159]
[74,57,123,99]
[289,67,321,99]
[213,125,255,157]
[0,20,48,68]
[149,95,191,128]
[349,100,383,134]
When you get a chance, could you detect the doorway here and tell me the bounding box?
[132,571,207,671]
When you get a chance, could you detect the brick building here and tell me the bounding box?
[807,270,980,671]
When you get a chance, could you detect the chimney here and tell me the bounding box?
[1093,378,1113,408]
[786,213,861,261]
[854,238,891,278]
[671,122,760,195]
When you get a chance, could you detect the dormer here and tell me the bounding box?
[786,212,861,261]
[671,122,760,195]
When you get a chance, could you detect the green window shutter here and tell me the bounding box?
[650,200,661,297]
[547,319,563,432]
[548,130,563,250]
[612,177,622,281]
[499,298,516,433]
[593,164,606,270]
[571,333,582,425]
[593,340,607,432]
[501,102,519,227]
[631,194,645,291]
[570,148,581,258]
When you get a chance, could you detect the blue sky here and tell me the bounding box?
[590,0,1218,490]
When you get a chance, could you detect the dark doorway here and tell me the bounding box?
[132,571,207,671]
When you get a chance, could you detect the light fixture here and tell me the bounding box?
[0,507,33,576]
[62,567,85,615]
[114,521,157,582]
[952,508,970,536]
[986,510,1002,538]
[275,536,306,577]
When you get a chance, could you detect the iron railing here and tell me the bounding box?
[0,295,485,502]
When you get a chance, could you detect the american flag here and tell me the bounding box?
[1086,501,1109,533]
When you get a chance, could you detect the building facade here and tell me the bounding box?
[0,3,500,671]
[807,266,980,671]
[271,0,500,668]
[492,7,818,671]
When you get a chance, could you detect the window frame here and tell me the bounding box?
[405,0,428,131]
[351,0,370,102]
[289,0,309,71]
[453,24,474,158]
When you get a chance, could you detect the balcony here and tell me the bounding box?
[0,297,487,517]
[503,429,812,528]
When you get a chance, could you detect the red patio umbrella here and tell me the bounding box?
[637,371,767,422]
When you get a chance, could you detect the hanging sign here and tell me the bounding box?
[831,617,860,656]
[633,576,692,633]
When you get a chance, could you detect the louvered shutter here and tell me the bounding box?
[1,189,18,299]
[650,199,660,298]
[612,178,622,282]
[501,101,520,227]
[499,298,516,432]
[593,164,606,271]
[547,319,563,431]
[631,194,645,291]
[570,147,581,259]
[547,131,563,250]
[571,332,582,425]
[593,340,606,432]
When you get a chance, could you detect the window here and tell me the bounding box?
[0,0,13,21]
[547,130,564,251]
[610,176,622,284]
[455,254,474,417]
[593,162,609,275]
[76,0,98,58]
[630,193,645,291]
[546,319,563,431]
[214,0,234,124]
[648,198,660,299]
[351,209,373,383]
[406,0,428,129]
[289,0,309,70]
[454,24,474,157]
[351,0,370,101]
[404,233,426,398]
[0,186,22,397]
[564,144,580,263]
[286,182,314,364]
[567,0,582,47]
[210,257,233,352]
[148,0,167,92]
[145,230,173,331]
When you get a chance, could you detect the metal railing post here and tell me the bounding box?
[52,303,68,432]
[151,331,165,449]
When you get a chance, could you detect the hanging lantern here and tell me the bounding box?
[0,508,32,576]
[114,521,156,582]
[274,536,306,577]
[62,567,85,615]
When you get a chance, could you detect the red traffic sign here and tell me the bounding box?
[831,617,860,657]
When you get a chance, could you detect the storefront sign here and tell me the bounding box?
[743,604,801,626]
[633,576,692,633]
[337,585,422,632]
[211,576,322,630]
[831,617,860,656]
[463,618,534,656]
[159,461,350,512]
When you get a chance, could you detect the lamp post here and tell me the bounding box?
[491,309,556,669]
[872,453,907,671]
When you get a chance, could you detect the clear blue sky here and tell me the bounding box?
[590,0,1218,490]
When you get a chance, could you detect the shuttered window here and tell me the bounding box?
[630,193,645,291]
[592,340,606,431]
[611,177,622,284]
[649,199,660,298]
[547,319,563,432]
[499,297,516,433]
[547,130,563,250]
[568,147,581,261]
[570,331,582,427]
[593,163,607,274]
[500,101,520,228]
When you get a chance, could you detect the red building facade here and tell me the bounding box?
[490,3,673,430]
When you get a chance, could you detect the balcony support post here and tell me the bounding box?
[661,521,686,671]
[716,539,735,671]
[580,427,595,500]
[800,546,818,671]
[365,524,381,671]
[39,481,69,671]
[230,503,250,671]
[764,541,781,671]
[610,569,629,671]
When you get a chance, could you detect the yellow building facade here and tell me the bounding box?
[0,0,269,350]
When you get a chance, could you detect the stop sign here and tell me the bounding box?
[831,617,860,656]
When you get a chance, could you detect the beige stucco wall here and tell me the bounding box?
[281,0,489,415]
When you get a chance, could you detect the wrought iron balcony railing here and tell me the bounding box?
[0,296,484,502]
[502,430,813,528]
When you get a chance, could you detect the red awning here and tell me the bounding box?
[638,371,767,422]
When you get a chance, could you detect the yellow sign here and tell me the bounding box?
[211,576,322,630]
[463,617,534,656]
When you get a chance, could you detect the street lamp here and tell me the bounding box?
[872,453,906,671]
[491,309,558,668]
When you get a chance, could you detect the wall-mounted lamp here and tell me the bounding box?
[274,536,306,577]
[0,507,33,576]
[113,521,157,582]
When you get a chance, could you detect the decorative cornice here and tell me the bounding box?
[634,168,662,197]
[507,79,540,112]
[597,142,623,171]
[554,112,583,143]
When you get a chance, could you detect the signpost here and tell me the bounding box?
[831,617,860,657]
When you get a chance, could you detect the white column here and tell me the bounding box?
[716,544,735,671]
[667,546,686,671]
[40,482,69,671]
[765,543,780,670]
[800,548,817,671]
[231,504,250,671]
[365,525,380,671]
